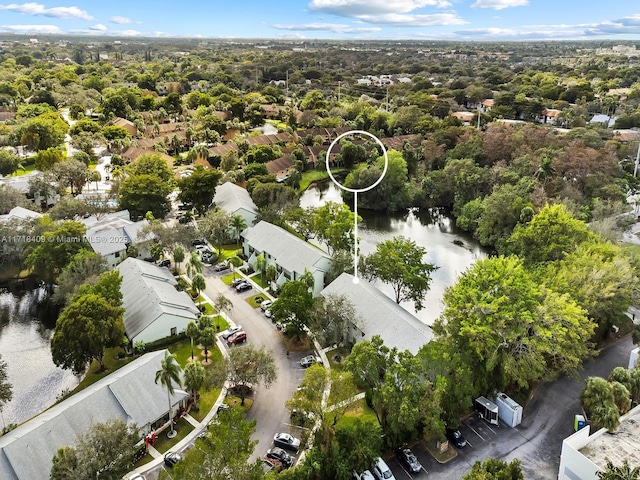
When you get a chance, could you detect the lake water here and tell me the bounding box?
[300,181,489,325]
[0,288,80,425]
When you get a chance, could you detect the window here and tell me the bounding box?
[114,251,120,258]
[170,327,177,336]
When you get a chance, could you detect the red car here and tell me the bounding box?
[227,331,247,345]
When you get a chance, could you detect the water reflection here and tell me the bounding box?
[0,288,79,425]
[300,182,489,325]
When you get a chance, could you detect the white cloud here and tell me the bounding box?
[309,0,452,16]
[110,15,136,24]
[89,23,106,31]
[584,15,640,36]
[357,13,466,26]
[273,22,381,33]
[470,0,528,10]
[0,23,62,33]
[0,2,93,20]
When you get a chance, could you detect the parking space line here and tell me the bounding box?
[397,463,414,479]
[485,423,498,435]
[463,420,485,442]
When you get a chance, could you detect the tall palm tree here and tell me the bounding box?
[183,362,205,410]
[191,273,206,298]
[186,144,209,165]
[256,253,266,282]
[228,256,243,280]
[185,321,199,362]
[173,245,185,272]
[154,351,183,437]
[229,214,247,245]
[186,252,203,278]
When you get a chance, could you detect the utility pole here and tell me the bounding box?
[338,81,341,102]
[286,70,289,98]
[477,109,481,130]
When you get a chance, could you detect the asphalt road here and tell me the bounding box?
[387,334,636,480]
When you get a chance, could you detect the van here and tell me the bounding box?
[371,457,396,480]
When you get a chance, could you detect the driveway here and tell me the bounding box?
[201,270,305,463]
[389,335,636,480]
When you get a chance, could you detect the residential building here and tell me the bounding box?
[558,404,640,480]
[320,273,434,354]
[541,108,562,125]
[0,172,60,208]
[241,221,332,297]
[0,350,188,480]
[117,258,199,344]
[112,116,138,136]
[212,182,259,227]
[589,114,616,128]
[451,111,475,125]
[79,210,153,268]
[0,206,42,223]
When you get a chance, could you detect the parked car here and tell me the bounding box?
[353,471,376,480]
[262,457,284,473]
[177,215,189,224]
[396,447,422,473]
[227,331,247,344]
[221,325,242,339]
[266,447,293,468]
[300,355,320,368]
[164,451,182,467]
[191,239,206,246]
[273,432,301,452]
[260,299,273,311]
[264,308,272,318]
[236,282,252,293]
[158,259,171,267]
[446,427,468,448]
[178,203,192,210]
[230,277,246,287]
[214,261,229,272]
[195,244,208,253]
[371,457,396,480]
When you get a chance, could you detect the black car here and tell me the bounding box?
[236,282,252,292]
[177,215,189,224]
[159,259,171,267]
[178,203,192,211]
[266,447,293,468]
[164,451,182,467]
[191,239,205,246]
[230,278,246,287]
[446,427,468,448]
[396,447,422,473]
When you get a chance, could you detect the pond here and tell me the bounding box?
[299,181,489,325]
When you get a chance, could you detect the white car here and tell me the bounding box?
[353,471,376,480]
[260,299,273,311]
[221,325,242,339]
[372,457,396,480]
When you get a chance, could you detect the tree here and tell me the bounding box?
[186,144,210,164]
[364,236,437,311]
[0,184,28,214]
[0,355,12,429]
[126,153,175,184]
[581,377,621,432]
[52,159,89,195]
[436,256,595,394]
[186,251,203,278]
[155,351,183,437]
[50,250,108,306]
[508,203,596,265]
[183,361,205,409]
[286,364,328,427]
[173,245,185,272]
[118,174,172,219]
[185,321,199,362]
[177,165,222,215]
[255,252,267,281]
[229,214,247,245]
[199,325,216,363]
[191,273,206,298]
[229,255,243,280]
[213,293,233,318]
[309,293,360,347]
[598,459,640,480]
[16,111,68,151]
[461,458,524,480]
[89,170,101,190]
[270,280,314,335]
[51,271,125,374]
[168,407,262,479]
[222,345,277,406]
[0,149,20,176]
[313,202,359,255]
[199,208,231,253]
[250,182,298,223]
[50,419,139,480]
[25,220,89,286]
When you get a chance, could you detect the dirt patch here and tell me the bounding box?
[283,334,312,352]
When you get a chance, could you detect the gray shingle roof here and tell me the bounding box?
[242,221,331,276]
[117,258,199,340]
[320,273,434,355]
[80,211,152,257]
[213,182,258,216]
[0,350,188,480]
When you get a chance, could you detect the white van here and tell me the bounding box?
[372,457,396,480]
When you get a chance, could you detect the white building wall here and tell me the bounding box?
[132,313,197,344]
[558,426,602,480]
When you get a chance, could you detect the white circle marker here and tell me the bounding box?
[325,130,389,283]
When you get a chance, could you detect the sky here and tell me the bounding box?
[0,1,639,41]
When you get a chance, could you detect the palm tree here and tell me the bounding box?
[154,351,183,438]
[183,362,205,410]
[89,170,101,190]
[199,327,216,363]
[186,252,203,278]
[598,459,640,480]
[229,256,243,280]
[191,273,206,299]
[229,214,247,245]
[186,144,209,165]
[256,253,266,282]
[173,245,185,272]
[185,321,199,362]
[265,264,278,286]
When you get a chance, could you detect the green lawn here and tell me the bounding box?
[246,293,268,309]
[190,387,223,422]
[333,398,379,429]
[300,168,346,191]
[6,164,36,177]
[221,273,235,285]
[249,274,269,289]
[153,417,195,454]
[219,244,241,260]
[68,347,135,397]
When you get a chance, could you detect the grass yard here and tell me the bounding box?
[249,273,269,289]
[334,398,379,430]
[7,164,36,177]
[218,244,241,260]
[246,293,268,309]
[68,347,135,397]
[190,387,223,422]
[300,168,346,191]
[153,417,195,454]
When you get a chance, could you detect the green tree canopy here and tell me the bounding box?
[118,174,172,219]
[461,458,524,480]
[221,345,277,406]
[177,165,222,215]
[270,279,314,335]
[125,153,175,185]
